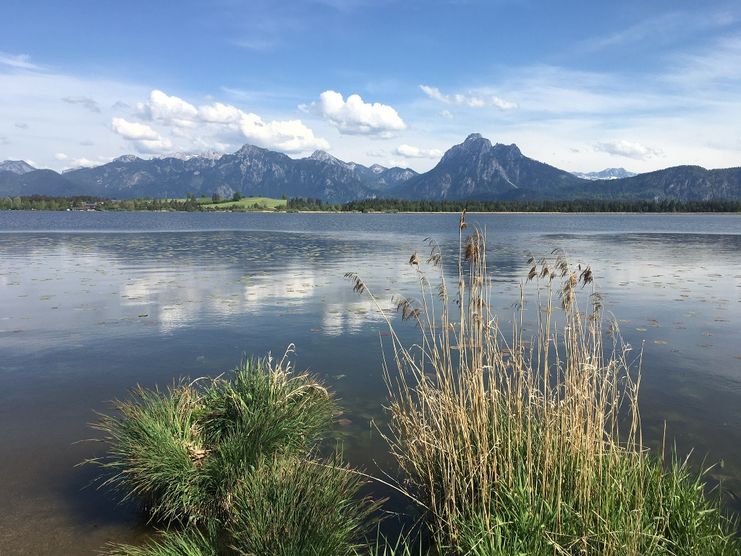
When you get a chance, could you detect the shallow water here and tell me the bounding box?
[1,211,740,554]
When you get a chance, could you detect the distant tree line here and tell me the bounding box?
[0,196,207,211]
[340,198,741,213]
[0,195,106,211]
[2,195,739,213]
[286,198,342,211]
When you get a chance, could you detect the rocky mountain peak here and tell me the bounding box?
[462,133,492,149]
[441,133,492,163]
[235,144,268,157]
[0,160,36,175]
[308,150,341,164]
[493,142,522,158]
[112,155,140,164]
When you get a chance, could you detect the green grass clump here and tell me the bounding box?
[89,353,380,555]
[452,450,740,555]
[91,356,335,525]
[107,527,218,556]
[90,382,208,523]
[227,454,378,555]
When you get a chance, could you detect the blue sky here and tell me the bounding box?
[1,0,740,173]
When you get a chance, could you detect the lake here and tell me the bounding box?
[1,211,740,554]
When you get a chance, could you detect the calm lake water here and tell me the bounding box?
[1,211,740,554]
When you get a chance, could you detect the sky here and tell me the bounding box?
[1,0,740,173]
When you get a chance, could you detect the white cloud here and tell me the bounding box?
[0,51,40,70]
[395,144,442,159]
[594,140,663,160]
[309,90,406,136]
[239,113,329,152]
[111,117,160,140]
[125,90,329,153]
[54,152,68,160]
[439,110,454,119]
[111,117,173,153]
[138,89,199,127]
[198,102,243,124]
[419,85,447,103]
[420,85,517,110]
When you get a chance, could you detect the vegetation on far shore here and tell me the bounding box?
[2,194,740,213]
[85,218,741,555]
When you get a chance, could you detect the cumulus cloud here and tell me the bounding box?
[198,102,243,124]
[238,113,329,152]
[395,144,442,159]
[116,90,329,154]
[594,140,663,160]
[111,117,173,153]
[54,152,68,160]
[112,117,160,140]
[439,110,454,119]
[306,90,406,136]
[419,84,517,110]
[62,96,101,113]
[137,89,198,127]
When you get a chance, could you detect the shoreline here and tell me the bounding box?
[1,208,740,215]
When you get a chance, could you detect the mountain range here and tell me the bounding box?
[1,134,739,202]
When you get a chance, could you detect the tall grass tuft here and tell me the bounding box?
[107,526,218,556]
[349,220,740,555]
[227,454,379,555]
[89,352,335,526]
[88,351,380,555]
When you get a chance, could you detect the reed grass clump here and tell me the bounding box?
[349,217,740,555]
[89,352,378,555]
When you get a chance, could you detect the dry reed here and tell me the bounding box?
[348,216,739,555]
